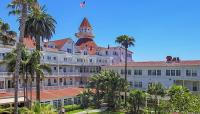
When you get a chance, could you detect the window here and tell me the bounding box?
[63,67,66,72]
[121,69,124,75]
[54,79,57,83]
[134,70,142,75]
[89,59,92,63]
[84,51,87,55]
[105,51,108,55]
[148,70,156,76]
[53,57,56,60]
[67,48,72,53]
[171,70,175,76]
[152,70,156,75]
[134,81,142,88]
[74,97,81,104]
[166,70,170,76]
[64,58,67,61]
[113,51,118,56]
[47,56,51,60]
[128,70,131,75]
[48,79,51,85]
[186,70,191,76]
[192,70,197,76]
[59,78,62,83]
[157,70,161,76]
[176,70,181,76]
[54,67,57,70]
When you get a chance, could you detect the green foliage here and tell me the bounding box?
[19,102,56,114]
[77,89,93,108]
[127,89,146,114]
[115,35,135,48]
[168,85,192,113]
[89,70,129,110]
[0,18,16,46]
[64,104,82,112]
[24,5,56,43]
[147,83,166,114]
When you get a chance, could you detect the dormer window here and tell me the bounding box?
[84,51,87,55]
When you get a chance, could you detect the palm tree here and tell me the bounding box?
[147,83,165,114]
[0,48,51,107]
[89,70,128,110]
[115,35,135,106]
[7,1,38,113]
[26,50,52,106]
[0,19,17,46]
[24,6,56,102]
[128,89,146,114]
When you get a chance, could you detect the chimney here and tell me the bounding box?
[166,56,172,62]
[108,44,110,49]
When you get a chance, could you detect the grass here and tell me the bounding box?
[90,111,125,114]
[66,109,84,114]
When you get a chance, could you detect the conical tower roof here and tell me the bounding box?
[79,17,92,28]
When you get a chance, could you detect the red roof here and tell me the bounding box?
[0,87,85,101]
[110,60,200,67]
[80,17,92,28]
[23,37,36,49]
[50,38,71,49]
[76,38,97,55]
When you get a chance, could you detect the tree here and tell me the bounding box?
[7,1,38,113]
[0,47,51,107]
[115,35,135,106]
[89,70,129,110]
[0,18,16,46]
[147,83,165,114]
[24,5,56,102]
[168,85,191,113]
[78,89,93,108]
[128,89,146,114]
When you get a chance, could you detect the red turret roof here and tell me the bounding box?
[80,17,92,28]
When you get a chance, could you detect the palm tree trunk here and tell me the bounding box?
[30,76,33,107]
[25,66,28,107]
[14,3,27,114]
[124,47,128,106]
[35,37,41,102]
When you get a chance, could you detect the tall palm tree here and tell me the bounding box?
[7,1,38,113]
[0,19,17,46]
[26,50,52,105]
[24,6,56,102]
[115,35,135,106]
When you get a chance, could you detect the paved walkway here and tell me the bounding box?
[75,107,107,114]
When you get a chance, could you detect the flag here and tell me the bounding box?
[80,1,86,8]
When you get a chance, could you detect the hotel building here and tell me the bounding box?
[0,17,199,107]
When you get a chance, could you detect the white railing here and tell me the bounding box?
[0,72,13,77]
[40,60,112,66]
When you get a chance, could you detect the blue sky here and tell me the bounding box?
[0,0,200,61]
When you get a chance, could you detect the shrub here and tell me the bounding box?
[64,104,82,112]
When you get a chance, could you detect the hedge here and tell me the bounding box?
[64,104,82,111]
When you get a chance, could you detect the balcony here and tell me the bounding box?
[0,72,13,77]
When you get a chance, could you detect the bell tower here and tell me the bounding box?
[75,17,94,39]
[75,17,97,55]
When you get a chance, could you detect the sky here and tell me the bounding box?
[0,0,200,61]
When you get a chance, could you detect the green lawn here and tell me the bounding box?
[66,109,84,114]
[90,111,125,114]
